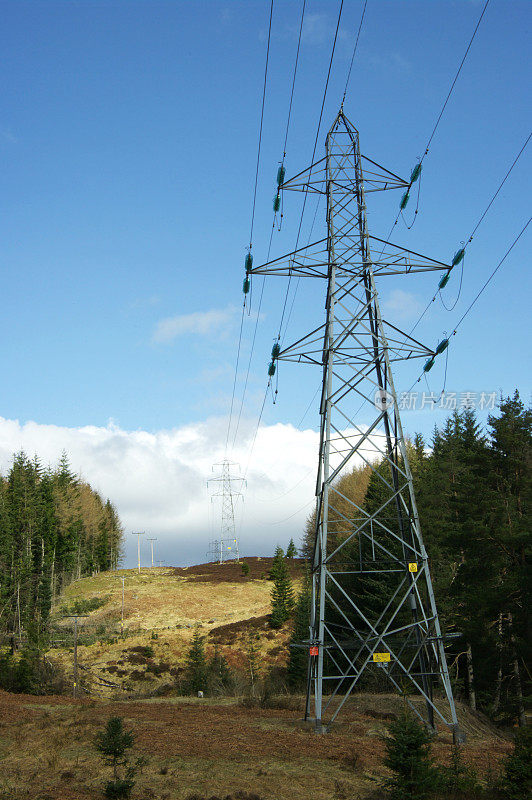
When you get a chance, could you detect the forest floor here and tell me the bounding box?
[0,689,511,800]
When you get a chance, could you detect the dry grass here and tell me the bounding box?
[48,561,301,698]
[20,562,510,799]
[0,690,510,800]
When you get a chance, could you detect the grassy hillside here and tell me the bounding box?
[48,558,304,698]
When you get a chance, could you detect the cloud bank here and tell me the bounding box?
[0,415,380,568]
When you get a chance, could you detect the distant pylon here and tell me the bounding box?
[208,459,245,563]
[249,110,461,740]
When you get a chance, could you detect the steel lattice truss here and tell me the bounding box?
[249,111,461,738]
[208,460,245,563]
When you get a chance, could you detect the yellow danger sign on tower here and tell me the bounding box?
[408,562,418,572]
[372,652,391,663]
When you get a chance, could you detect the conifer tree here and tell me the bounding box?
[208,645,232,694]
[270,553,294,629]
[287,569,311,689]
[185,627,208,693]
[501,725,532,800]
[415,408,491,711]
[95,716,135,799]
[0,450,124,652]
[245,630,261,696]
[268,545,285,580]
[487,391,531,725]
[383,713,437,799]
[286,538,297,558]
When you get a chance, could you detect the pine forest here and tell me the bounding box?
[0,452,123,647]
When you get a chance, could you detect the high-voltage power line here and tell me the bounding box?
[248,110,462,740]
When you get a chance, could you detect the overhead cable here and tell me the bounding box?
[231,1,306,451]
[281,0,306,164]
[421,0,490,161]
[378,0,491,249]
[451,216,531,333]
[226,0,274,452]
[410,129,531,334]
[341,0,368,106]
[409,216,531,389]
[277,0,345,339]
[248,0,274,251]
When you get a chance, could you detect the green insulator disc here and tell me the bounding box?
[452,248,465,267]
[410,163,422,183]
[400,191,409,210]
[438,271,451,289]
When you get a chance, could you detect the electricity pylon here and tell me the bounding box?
[208,460,246,563]
[249,110,461,740]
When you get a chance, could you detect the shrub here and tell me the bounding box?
[241,562,250,576]
[0,646,65,695]
[60,595,109,616]
[129,644,154,658]
[437,744,480,797]
[104,778,135,799]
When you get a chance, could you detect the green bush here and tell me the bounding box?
[0,646,63,695]
[438,744,480,797]
[59,595,110,616]
[104,778,135,799]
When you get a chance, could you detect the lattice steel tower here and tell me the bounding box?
[208,460,245,563]
[249,111,460,738]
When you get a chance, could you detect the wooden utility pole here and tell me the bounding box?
[132,532,144,574]
[120,577,125,636]
[65,614,88,697]
[147,538,157,568]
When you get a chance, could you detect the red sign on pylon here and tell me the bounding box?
[309,646,319,656]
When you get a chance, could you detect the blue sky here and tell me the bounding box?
[0,1,530,565]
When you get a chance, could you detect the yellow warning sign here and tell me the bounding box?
[372,652,391,663]
[408,562,418,572]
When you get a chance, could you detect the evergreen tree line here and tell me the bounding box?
[288,392,530,726]
[0,450,123,646]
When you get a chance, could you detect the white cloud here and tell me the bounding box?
[381,289,422,322]
[152,306,236,344]
[0,415,383,569]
